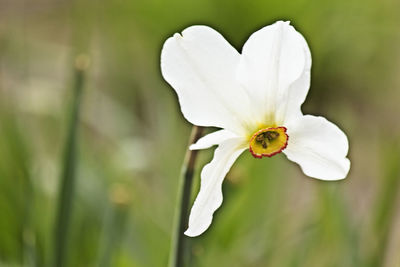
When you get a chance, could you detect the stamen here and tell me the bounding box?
[249,127,288,158]
[265,131,279,141]
[256,134,265,142]
[262,140,267,149]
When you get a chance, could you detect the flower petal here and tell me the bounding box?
[283,115,350,180]
[185,138,247,237]
[237,21,311,125]
[161,26,252,135]
[190,129,238,150]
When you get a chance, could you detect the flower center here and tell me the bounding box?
[249,127,288,158]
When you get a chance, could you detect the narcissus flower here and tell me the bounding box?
[161,21,350,237]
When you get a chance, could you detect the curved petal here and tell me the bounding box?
[190,129,238,150]
[237,21,311,125]
[161,26,252,135]
[283,115,350,180]
[185,138,247,237]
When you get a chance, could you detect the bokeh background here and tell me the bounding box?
[1,0,400,266]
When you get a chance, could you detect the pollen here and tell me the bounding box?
[249,127,288,158]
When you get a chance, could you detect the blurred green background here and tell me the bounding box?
[1,0,400,266]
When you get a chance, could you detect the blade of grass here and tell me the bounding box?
[367,141,400,267]
[98,184,131,267]
[0,110,34,266]
[169,126,203,267]
[52,54,90,267]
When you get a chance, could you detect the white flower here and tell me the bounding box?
[161,21,350,237]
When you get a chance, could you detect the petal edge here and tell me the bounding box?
[185,138,246,237]
[283,115,350,180]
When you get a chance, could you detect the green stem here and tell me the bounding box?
[52,55,89,267]
[169,126,203,267]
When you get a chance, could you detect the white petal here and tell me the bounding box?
[161,26,252,135]
[190,129,238,150]
[238,21,311,124]
[185,138,247,237]
[283,115,350,180]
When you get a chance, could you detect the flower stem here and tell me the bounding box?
[169,126,203,267]
[52,55,89,267]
